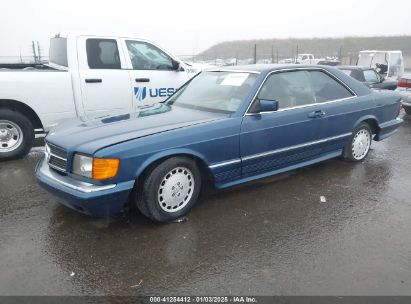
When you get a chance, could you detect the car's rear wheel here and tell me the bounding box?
[343,123,372,162]
[134,156,202,222]
[404,105,411,115]
[0,109,34,161]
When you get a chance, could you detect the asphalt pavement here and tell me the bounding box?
[0,115,410,296]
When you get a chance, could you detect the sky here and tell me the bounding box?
[1,0,411,58]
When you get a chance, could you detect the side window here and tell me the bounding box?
[363,70,379,83]
[257,71,315,109]
[310,71,353,103]
[86,39,121,69]
[126,40,173,70]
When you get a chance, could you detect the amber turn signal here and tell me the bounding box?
[92,158,120,180]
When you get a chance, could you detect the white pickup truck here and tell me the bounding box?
[0,32,195,160]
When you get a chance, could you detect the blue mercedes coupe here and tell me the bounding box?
[35,65,403,222]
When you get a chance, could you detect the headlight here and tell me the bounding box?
[72,153,120,180]
[72,154,93,178]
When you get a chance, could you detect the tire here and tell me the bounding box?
[343,122,372,162]
[404,106,411,115]
[0,109,34,161]
[134,157,202,222]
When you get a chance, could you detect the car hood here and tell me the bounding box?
[46,104,227,154]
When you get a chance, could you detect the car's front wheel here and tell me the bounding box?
[134,156,202,222]
[403,105,411,115]
[343,123,372,162]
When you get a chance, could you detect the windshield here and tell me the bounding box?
[340,69,352,76]
[167,71,258,114]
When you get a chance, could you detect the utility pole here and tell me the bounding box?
[253,44,257,64]
[37,41,42,63]
[276,49,279,63]
[271,45,274,63]
[31,41,38,63]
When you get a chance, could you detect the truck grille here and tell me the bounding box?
[46,142,68,173]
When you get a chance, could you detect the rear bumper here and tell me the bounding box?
[397,89,411,106]
[35,156,135,217]
[375,117,403,141]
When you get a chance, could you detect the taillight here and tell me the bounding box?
[398,78,411,88]
[396,102,402,117]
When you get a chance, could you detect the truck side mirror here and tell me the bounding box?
[171,59,181,71]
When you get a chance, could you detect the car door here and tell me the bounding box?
[240,70,328,176]
[122,39,190,106]
[77,36,133,116]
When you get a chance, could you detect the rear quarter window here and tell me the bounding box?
[310,71,354,102]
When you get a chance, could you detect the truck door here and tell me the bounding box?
[121,39,190,106]
[77,36,133,116]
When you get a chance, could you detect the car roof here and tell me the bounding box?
[208,64,372,97]
[338,65,373,71]
[209,64,338,73]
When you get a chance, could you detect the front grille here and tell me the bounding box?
[48,143,67,159]
[46,142,67,173]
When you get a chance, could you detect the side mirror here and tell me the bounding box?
[171,59,181,71]
[249,99,279,113]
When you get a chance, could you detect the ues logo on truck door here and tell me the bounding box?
[134,87,176,101]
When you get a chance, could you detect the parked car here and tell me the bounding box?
[35,65,403,222]
[0,32,194,160]
[396,74,411,114]
[295,54,340,66]
[338,66,397,90]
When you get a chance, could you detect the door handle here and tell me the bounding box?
[308,110,326,118]
[85,78,102,83]
[135,78,150,82]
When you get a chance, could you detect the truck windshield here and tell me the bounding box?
[167,71,258,114]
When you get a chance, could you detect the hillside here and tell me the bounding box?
[197,36,411,67]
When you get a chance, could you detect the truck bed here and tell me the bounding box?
[0,63,56,70]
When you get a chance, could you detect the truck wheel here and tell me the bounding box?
[134,157,202,222]
[404,106,411,115]
[343,122,372,162]
[0,109,34,161]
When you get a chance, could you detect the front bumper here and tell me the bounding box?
[35,156,135,217]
